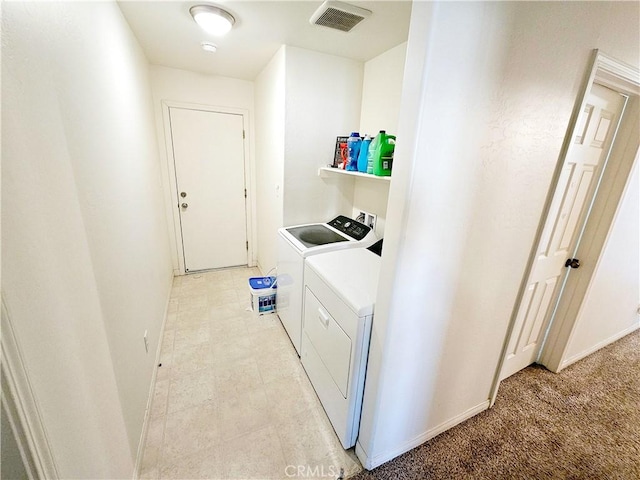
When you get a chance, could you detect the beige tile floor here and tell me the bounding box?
[139,267,362,480]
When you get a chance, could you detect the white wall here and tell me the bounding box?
[283,46,362,226]
[2,2,173,477]
[254,46,365,270]
[148,65,256,270]
[352,179,390,238]
[358,0,640,469]
[360,42,407,137]
[255,47,286,273]
[563,159,639,364]
[352,42,407,238]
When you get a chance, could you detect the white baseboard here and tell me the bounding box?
[133,273,174,479]
[560,323,639,371]
[355,441,370,469]
[356,400,490,470]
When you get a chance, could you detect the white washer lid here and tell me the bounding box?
[305,248,381,317]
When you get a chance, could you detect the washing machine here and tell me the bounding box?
[276,215,376,355]
[301,245,381,449]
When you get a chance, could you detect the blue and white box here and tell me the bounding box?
[248,276,277,315]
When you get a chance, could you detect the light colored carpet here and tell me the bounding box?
[353,330,640,479]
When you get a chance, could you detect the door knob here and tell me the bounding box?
[180,192,187,198]
[181,203,188,208]
[565,258,580,269]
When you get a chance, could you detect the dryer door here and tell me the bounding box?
[303,287,352,398]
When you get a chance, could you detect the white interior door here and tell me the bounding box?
[501,83,626,379]
[169,107,248,272]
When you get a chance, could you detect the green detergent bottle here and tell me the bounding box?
[368,131,396,176]
[366,133,381,175]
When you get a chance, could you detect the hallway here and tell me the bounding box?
[139,267,360,479]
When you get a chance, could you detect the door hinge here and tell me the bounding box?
[246,241,249,250]
[243,130,245,139]
[244,188,247,198]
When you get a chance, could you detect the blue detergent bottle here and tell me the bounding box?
[357,134,372,173]
[346,132,361,171]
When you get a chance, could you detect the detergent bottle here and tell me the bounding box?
[367,131,396,176]
[366,133,382,175]
[373,132,396,176]
[357,134,372,173]
[346,132,361,171]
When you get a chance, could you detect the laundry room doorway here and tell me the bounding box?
[500,82,627,379]
[496,51,639,385]
[165,104,251,273]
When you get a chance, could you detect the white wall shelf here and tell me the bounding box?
[318,167,392,182]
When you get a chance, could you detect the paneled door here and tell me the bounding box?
[501,83,626,379]
[169,107,248,272]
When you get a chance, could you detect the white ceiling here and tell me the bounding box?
[118,1,412,80]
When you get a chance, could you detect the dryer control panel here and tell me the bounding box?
[328,215,371,240]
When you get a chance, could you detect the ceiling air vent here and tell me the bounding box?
[310,1,372,33]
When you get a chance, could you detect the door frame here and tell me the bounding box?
[160,101,255,275]
[491,51,640,405]
[1,295,59,478]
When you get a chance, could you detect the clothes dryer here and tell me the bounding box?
[302,247,381,448]
[276,215,376,355]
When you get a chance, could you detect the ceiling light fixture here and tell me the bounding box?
[190,5,235,36]
[201,41,218,53]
